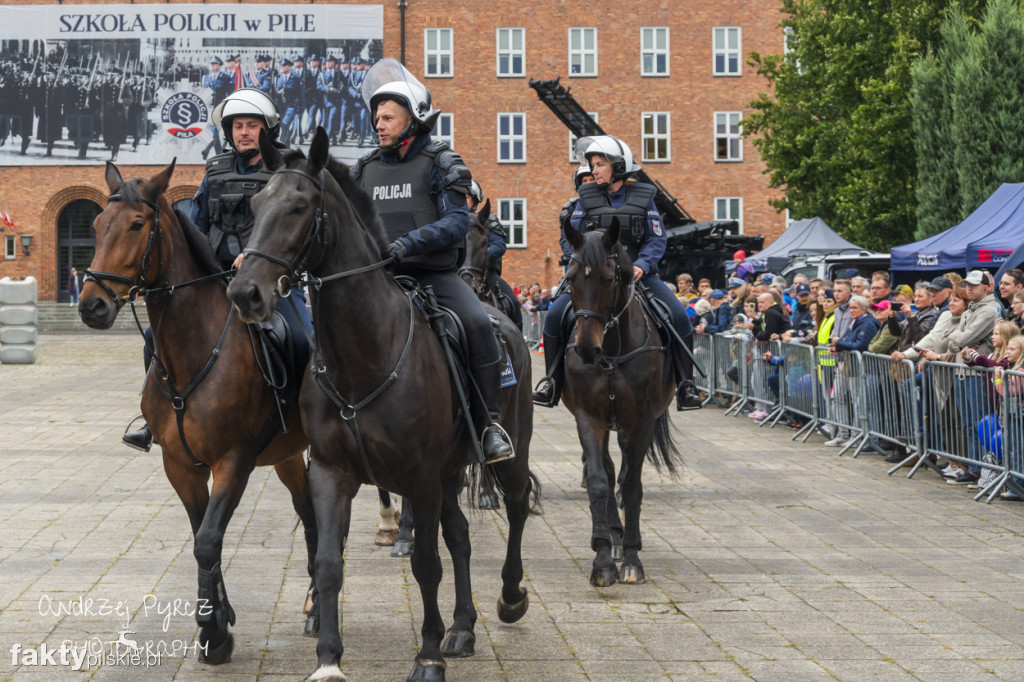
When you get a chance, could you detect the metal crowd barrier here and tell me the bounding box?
[811,347,867,455]
[997,369,1024,501]
[773,340,820,440]
[711,334,749,415]
[693,333,715,406]
[747,340,782,424]
[857,353,928,473]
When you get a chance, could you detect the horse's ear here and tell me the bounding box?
[603,216,621,250]
[307,126,330,173]
[564,220,585,251]
[104,161,123,193]
[144,158,176,203]
[259,128,282,171]
[478,199,491,225]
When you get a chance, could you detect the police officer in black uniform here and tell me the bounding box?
[121,88,313,451]
[533,135,701,411]
[466,179,523,331]
[352,58,514,464]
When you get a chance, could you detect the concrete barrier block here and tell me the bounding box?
[0,326,37,345]
[0,344,37,364]
[0,276,38,305]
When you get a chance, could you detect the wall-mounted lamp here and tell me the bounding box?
[20,234,32,256]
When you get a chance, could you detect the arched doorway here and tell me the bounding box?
[56,199,101,302]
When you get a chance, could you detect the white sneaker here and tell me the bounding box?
[824,437,845,447]
[940,465,955,477]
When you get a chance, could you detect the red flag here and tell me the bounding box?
[2,212,12,227]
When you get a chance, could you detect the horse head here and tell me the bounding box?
[459,199,491,295]
[228,127,331,324]
[563,217,630,364]
[79,160,176,330]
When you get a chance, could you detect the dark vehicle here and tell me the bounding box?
[529,78,762,288]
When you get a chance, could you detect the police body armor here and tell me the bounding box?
[578,181,658,269]
[205,152,273,266]
[356,141,471,271]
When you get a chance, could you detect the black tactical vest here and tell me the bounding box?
[359,147,457,271]
[577,181,658,263]
[205,152,273,266]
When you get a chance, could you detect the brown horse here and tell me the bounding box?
[78,161,318,664]
[561,218,682,587]
[227,128,537,682]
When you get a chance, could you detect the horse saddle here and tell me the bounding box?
[254,311,307,393]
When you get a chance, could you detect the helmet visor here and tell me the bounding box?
[363,58,431,114]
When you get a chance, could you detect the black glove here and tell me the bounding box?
[386,240,408,262]
[558,254,570,267]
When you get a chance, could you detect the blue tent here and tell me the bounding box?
[891,183,1024,273]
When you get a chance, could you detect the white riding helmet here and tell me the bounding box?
[573,164,594,190]
[575,135,642,182]
[468,179,484,204]
[211,88,281,149]
[363,58,440,143]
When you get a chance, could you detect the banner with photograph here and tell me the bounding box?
[0,4,384,165]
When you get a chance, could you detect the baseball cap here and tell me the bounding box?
[823,288,836,300]
[727,277,744,289]
[928,276,953,290]
[709,289,727,300]
[964,270,985,285]
[895,284,913,297]
[871,300,892,311]
[795,283,811,295]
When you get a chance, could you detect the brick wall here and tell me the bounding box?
[0,0,785,299]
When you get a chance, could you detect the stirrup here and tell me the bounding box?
[676,381,703,412]
[532,376,558,407]
[481,423,514,464]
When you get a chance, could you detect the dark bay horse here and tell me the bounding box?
[78,161,318,664]
[561,219,682,587]
[227,128,536,682]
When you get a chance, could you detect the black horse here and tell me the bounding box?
[561,219,683,587]
[459,199,523,332]
[78,161,318,664]
[227,128,537,682]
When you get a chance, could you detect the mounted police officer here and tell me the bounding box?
[201,56,233,160]
[466,179,523,331]
[559,165,595,266]
[351,58,514,464]
[121,88,312,451]
[533,135,702,411]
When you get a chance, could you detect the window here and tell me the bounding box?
[569,27,597,76]
[497,113,526,163]
[425,28,453,77]
[498,198,527,247]
[713,27,742,76]
[4,235,14,260]
[715,197,743,234]
[569,111,598,162]
[714,111,743,161]
[434,113,454,146]
[641,27,669,76]
[641,112,670,162]
[496,27,525,77]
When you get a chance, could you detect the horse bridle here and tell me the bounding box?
[83,190,163,306]
[458,264,487,296]
[569,252,635,333]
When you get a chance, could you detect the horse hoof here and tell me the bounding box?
[198,632,233,665]
[440,628,476,658]
[391,539,415,557]
[611,544,623,562]
[497,587,529,623]
[309,663,347,681]
[304,614,320,637]
[620,564,646,584]
[407,658,446,682]
[590,564,619,588]
[477,492,501,510]
[375,528,399,546]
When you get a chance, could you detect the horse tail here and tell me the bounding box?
[527,471,543,515]
[465,464,543,515]
[647,411,683,478]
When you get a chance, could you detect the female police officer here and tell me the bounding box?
[532,135,701,411]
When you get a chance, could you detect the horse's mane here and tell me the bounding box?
[325,157,388,250]
[118,179,222,277]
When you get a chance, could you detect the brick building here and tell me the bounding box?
[0,0,786,301]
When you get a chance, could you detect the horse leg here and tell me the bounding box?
[376,487,400,546]
[273,457,320,635]
[495,461,531,624]
[579,419,618,587]
[194,456,257,665]
[308,457,357,682]
[618,425,653,584]
[407,490,447,682]
[604,444,624,563]
[162,450,211,538]
[391,495,415,558]
[439,474,477,659]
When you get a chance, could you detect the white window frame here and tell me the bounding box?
[715,196,743,234]
[496,27,525,78]
[497,113,526,163]
[641,111,671,162]
[569,27,598,77]
[569,111,598,162]
[713,26,742,76]
[498,198,527,248]
[714,111,743,162]
[424,28,453,78]
[4,235,14,260]
[434,113,454,146]
[641,27,670,77]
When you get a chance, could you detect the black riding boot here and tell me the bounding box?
[532,333,564,407]
[123,340,156,451]
[675,334,703,411]
[472,359,514,464]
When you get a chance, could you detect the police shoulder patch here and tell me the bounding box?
[653,220,663,236]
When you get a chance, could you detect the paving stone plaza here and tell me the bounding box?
[2,334,1024,681]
